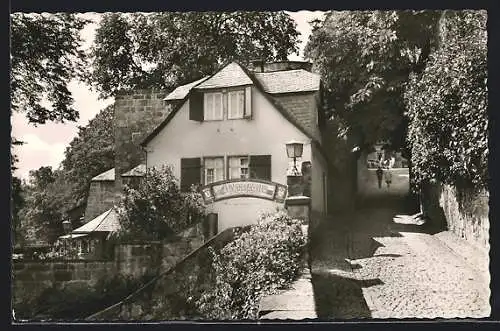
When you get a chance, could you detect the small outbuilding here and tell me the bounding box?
[59,208,120,259]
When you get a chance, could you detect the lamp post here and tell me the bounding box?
[286,140,304,176]
[284,140,311,250]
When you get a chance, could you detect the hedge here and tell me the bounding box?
[195,209,306,319]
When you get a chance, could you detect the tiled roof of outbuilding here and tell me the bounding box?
[121,164,146,177]
[91,168,115,181]
[71,208,120,234]
[254,70,320,94]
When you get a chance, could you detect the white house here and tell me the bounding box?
[140,61,332,231]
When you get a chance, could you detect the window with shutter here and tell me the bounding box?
[228,90,245,119]
[244,86,252,119]
[249,155,271,181]
[180,158,202,192]
[204,157,224,184]
[228,156,250,179]
[204,92,224,121]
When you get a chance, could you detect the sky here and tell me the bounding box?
[11,10,326,181]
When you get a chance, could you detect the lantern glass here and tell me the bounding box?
[286,141,303,158]
[62,220,71,233]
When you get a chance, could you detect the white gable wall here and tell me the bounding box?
[146,86,318,231]
[147,86,312,184]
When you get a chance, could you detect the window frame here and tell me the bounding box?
[227,89,246,120]
[203,156,225,185]
[203,92,224,121]
[202,87,248,121]
[228,155,250,180]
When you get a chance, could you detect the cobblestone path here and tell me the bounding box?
[309,197,490,319]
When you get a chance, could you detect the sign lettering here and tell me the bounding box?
[201,179,287,203]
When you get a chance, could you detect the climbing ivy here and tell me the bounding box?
[404,10,487,190]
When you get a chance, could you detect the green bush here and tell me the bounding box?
[115,166,206,241]
[196,209,306,320]
[404,11,487,190]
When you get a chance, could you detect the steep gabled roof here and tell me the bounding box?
[255,70,320,94]
[141,61,320,147]
[91,168,115,181]
[194,62,253,89]
[237,63,316,142]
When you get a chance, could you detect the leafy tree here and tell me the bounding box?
[305,10,441,153]
[16,106,116,245]
[18,166,65,244]
[61,105,115,207]
[116,166,206,242]
[88,11,300,98]
[11,176,25,247]
[404,10,487,189]
[11,138,24,171]
[10,13,89,124]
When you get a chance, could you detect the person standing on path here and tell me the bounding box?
[376,156,384,189]
[384,158,393,188]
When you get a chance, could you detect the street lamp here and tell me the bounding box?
[286,140,304,176]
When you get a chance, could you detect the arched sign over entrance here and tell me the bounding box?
[201,179,288,204]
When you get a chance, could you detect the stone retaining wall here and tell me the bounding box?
[12,260,117,308]
[421,181,489,250]
[86,227,240,321]
[12,222,207,312]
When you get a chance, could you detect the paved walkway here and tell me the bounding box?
[309,197,490,319]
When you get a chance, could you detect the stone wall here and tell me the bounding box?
[12,222,207,314]
[421,182,489,250]
[86,227,240,321]
[84,181,118,222]
[115,222,206,279]
[12,260,118,308]
[272,92,321,142]
[114,89,170,193]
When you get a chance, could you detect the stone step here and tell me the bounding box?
[259,267,317,319]
[259,291,316,312]
[260,310,317,320]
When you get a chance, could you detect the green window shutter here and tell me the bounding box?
[249,155,271,181]
[189,91,204,121]
[180,157,202,192]
[244,86,252,119]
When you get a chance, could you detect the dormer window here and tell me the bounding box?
[190,86,252,122]
[204,92,223,121]
[228,90,245,119]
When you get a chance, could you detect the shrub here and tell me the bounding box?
[404,11,487,190]
[196,209,306,320]
[115,166,206,241]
